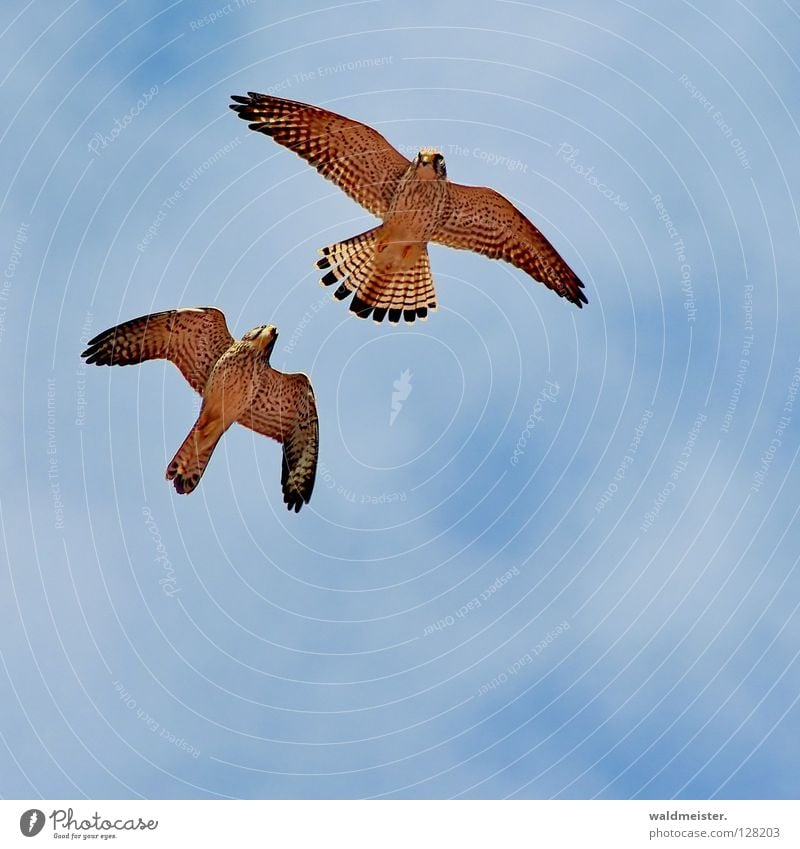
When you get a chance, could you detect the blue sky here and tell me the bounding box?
[0,0,799,799]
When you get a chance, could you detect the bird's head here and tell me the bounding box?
[415,147,447,180]
[243,323,278,358]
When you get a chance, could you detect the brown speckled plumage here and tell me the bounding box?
[82,308,318,511]
[230,93,587,322]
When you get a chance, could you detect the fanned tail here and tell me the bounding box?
[316,227,437,323]
[165,418,223,495]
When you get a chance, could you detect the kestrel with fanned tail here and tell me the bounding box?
[82,308,318,511]
[230,93,587,323]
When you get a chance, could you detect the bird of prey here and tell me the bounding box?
[230,93,587,323]
[82,308,318,511]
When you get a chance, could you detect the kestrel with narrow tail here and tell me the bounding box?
[82,308,319,511]
[230,93,587,323]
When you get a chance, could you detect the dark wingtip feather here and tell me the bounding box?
[571,288,587,307]
[84,328,109,347]
[81,333,115,365]
[571,278,588,307]
[350,296,373,319]
[284,489,305,512]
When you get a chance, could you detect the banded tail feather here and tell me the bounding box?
[316,226,437,323]
[166,417,224,495]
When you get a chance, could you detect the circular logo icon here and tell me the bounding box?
[19,809,45,837]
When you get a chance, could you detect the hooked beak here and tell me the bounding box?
[258,326,278,353]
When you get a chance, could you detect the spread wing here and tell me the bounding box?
[81,308,234,393]
[238,371,319,512]
[230,93,411,218]
[432,183,588,307]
